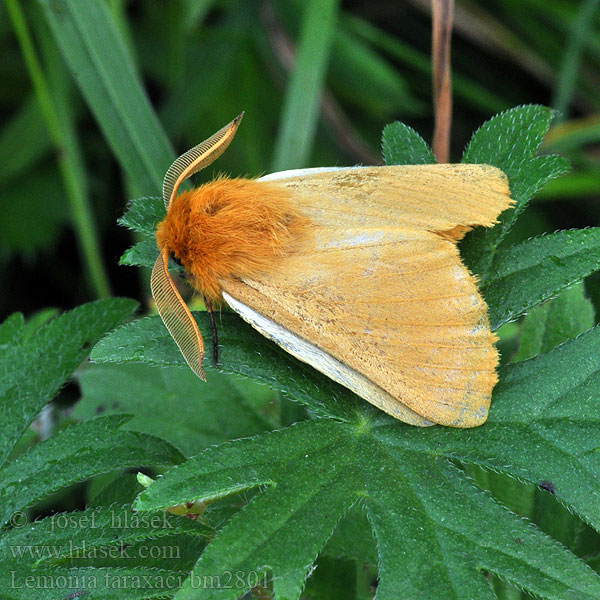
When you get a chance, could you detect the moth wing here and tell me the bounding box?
[223,287,433,427]
[261,164,511,236]
[222,166,511,427]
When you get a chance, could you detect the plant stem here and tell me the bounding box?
[431,0,454,163]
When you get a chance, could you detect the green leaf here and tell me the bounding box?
[0,298,137,467]
[463,105,554,175]
[134,414,600,600]
[465,281,598,579]
[74,363,273,456]
[321,503,377,565]
[20,308,60,341]
[513,283,596,553]
[0,504,207,567]
[119,238,158,268]
[0,313,25,345]
[118,196,163,267]
[271,0,340,171]
[118,196,165,237]
[0,565,188,599]
[0,94,51,186]
[126,319,600,599]
[483,228,600,329]
[302,556,359,600]
[460,105,570,281]
[38,0,174,196]
[381,122,436,165]
[515,283,595,361]
[134,420,356,600]
[397,325,600,531]
[90,313,358,422]
[0,415,184,527]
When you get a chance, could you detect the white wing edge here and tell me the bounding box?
[258,166,361,182]
[222,290,433,427]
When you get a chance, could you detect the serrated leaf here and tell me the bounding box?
[119,238,158,268]
[0,298,137,467]
[118,196,165,236]
[483,228,600,329]
[0,565,187,599]
[460,105,570,280]
[20,309,60,342]
[0,415,184,527]
[512,283,596,552]
[124,319,600,600]
[321,503,377,565]
[0,504,207,567]
[135,420,357,600]
[0,313,25,345]
[74,363,273,456]
[515,283,595,362]
[134,410,600,600]
[91,313,357,422]
[394,325,600,530]
[464,105,555,173]
[381,121,436,165]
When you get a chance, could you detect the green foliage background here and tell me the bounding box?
[1,1,600,599]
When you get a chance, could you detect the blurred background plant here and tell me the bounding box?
[1,0,599,319]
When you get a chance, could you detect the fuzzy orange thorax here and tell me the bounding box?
[155,177,310,302]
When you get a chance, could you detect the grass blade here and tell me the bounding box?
[271,0,340,171]
[551,0,600,120]
[38,0,175,196]
[6,0,111,297]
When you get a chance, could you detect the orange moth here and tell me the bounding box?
[152,113,513,428]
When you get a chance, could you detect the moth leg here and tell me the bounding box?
[204,296,219,368]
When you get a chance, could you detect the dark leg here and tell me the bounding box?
[204,297,219,368]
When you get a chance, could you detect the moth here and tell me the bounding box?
[152,113,513,427]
